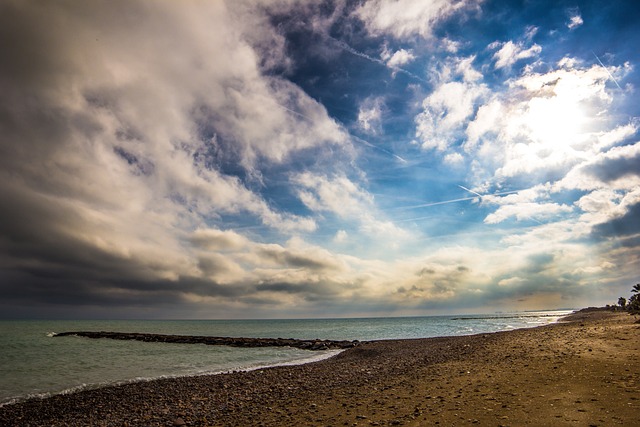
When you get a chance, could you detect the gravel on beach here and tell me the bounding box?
[1,311,638,426]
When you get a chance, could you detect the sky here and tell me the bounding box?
[1,0,639,319]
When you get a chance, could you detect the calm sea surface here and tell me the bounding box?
[0,311,571,406]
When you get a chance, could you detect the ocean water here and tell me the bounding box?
[0,311,571,406]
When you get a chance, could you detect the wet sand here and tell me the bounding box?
[1,310,638,426]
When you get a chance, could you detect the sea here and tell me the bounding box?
[0,310,571,406]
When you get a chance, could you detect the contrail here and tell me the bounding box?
[350,134,407,163]
[592,51,623,90]
[459,185,546,225]
[457,185,483,198]
[277,103,313,121]
[328,36,428,84]
[395,189,521,210]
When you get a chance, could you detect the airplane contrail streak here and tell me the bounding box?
[592,51,623,90]
[350,134,407,163]
[328,36,428,84]
[458,185,547,225]
[395,189,521,210]
[457,185,483,198]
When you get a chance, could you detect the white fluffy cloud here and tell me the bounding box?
[456,59,638,284]
[567,9,584,30]
[466,60,617,179]
[355,0,482,39]
[484,202,573,224]
[294,172,411,246]
[557,142,640,191]
[382,47,417,67]
[357,97,385,134]
[490,40,542,69]
[416,81,488,151]
[415,55,488,151]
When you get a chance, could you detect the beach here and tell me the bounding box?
[1,310,638,426]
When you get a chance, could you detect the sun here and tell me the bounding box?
[523,83,588,148]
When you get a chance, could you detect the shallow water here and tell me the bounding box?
[0,311,570,406]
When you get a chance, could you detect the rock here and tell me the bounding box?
[54,331,366,351]
[173,417,186,426]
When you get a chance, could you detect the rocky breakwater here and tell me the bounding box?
[53,331,362,350]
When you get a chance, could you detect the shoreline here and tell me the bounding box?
[0,348,345,410]
[1,310,638,426]
[0,312,566,408]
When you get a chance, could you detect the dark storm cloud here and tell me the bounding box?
[255,281,337,298]
[582,146,640,184]
[0,181,179,284]
[593,202,640,238]
[256,246,343,271]
[0,268,250,310]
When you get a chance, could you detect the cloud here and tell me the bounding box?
[354,0,482,39]
[197,253,246,284]
[573,185,640,239]
[484,202,573,224]
[465,99,504,149]
[0,0,354,316]
[490,40,542,69]
[0,0,637,318]
[294,172,374,217]
[190,229,249,251]
[567,9,584,30]
[254,242,345,272]
[414,55,488,151]
[329,37,427,83]
[497,276,527,287]
[441,38,463,53]
[465,60,617,181]
[293,172,410,243]
[482,184,551,205]
[593,122,638,152]
[357,97,385,134]
[416,80,488,151]
[334,230,349,243]
[558,142,640,191]
[455,55,483,82]
[0,1,340,235]
[417,47,637,295]
[382,47,416,68]
[592,201,640,238]
[444,152,465,165]
[574,189,625,227]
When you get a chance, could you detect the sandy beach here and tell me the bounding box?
[1,310,638,426]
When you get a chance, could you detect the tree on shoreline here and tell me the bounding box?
[627,284,640,312]
[618,297,627,310]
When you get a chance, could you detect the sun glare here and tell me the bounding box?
[524,90,587,147]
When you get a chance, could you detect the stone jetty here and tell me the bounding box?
[53,331,362,350]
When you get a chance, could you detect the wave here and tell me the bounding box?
[451,311,572,321]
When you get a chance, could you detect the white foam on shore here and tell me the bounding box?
[242,348,343,371]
